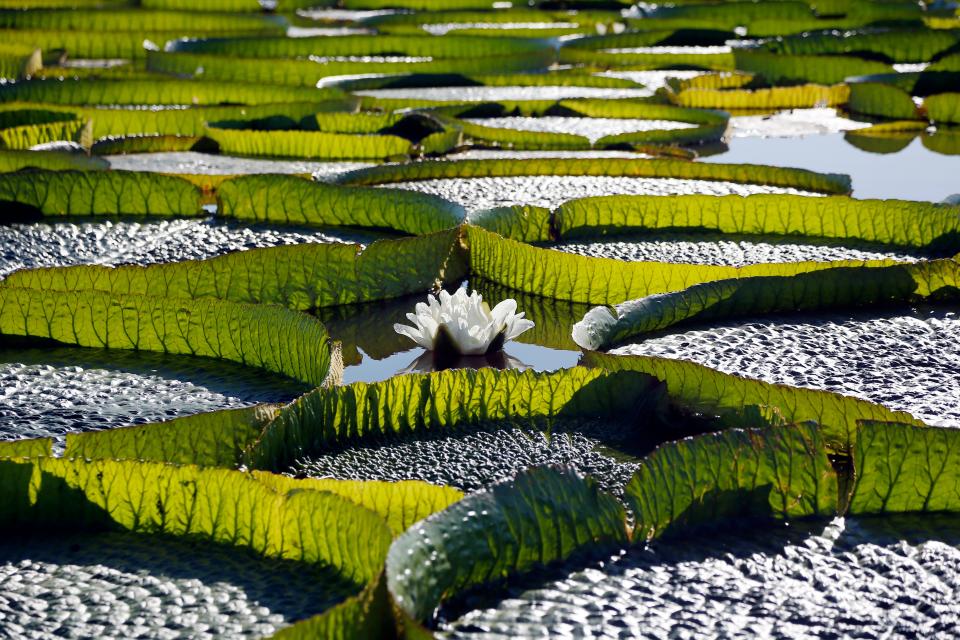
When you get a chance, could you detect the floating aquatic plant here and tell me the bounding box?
[393,288,534,356]
[3,3,960,637]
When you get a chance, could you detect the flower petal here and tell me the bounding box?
[489,298,518,330]
[393,323,434,349]
[504,315,535,341]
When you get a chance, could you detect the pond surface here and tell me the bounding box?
[318,288,581,385]
[0,531,353,639]
[3,5,960,639]
[705,132,960,202]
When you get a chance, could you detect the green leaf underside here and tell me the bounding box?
[848,82,922,120]
[559,42,737,72]
[5,423,463,538]
[0,457,388,576]
[254,473,464,537]
[667,83,850,110]
[465,193,960,249]
[0,100,357,138]
[62,405,281,468]
[927,93,960,125]
[467,225,899,306]
[218,174,466,235]
[245,367,663,472]
[850,421,960,514]
[554,194,960,249]
[0,79,342,106]
[0,109,88,149]
[336,157,852,194]
[386,466,628,621]
[625,423,838,541]
[91,134,201,155]
[0,9,287,32]
[0,44,41,80]
[0,28,286,59]
[146,50,555,86]
[572,258,960,349]
[582,352,921,451]
[205,126,414,160]
[0,456,401,638]
[0,287,332,387]
[0,149,108,172]
[734,50,895,86]
[846,71,960,98]
[0,170,202,216]
[0,438,53,459]
[470,205,554,242]
[764,29,960,64]
[3,228,468,311]
[0,169,466,235]
[170,33,550,58]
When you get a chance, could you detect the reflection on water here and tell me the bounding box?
[703,131,960,202]
[400,349,531,375]
[337,336,581,385]
[317,281,584,384]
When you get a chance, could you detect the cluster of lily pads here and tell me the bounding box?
[2,0,960,636]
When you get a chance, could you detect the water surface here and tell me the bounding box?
[704,133,960,202]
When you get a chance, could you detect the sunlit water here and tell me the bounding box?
[704,132,960,202]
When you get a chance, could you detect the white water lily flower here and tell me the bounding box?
[393,289,535,355]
